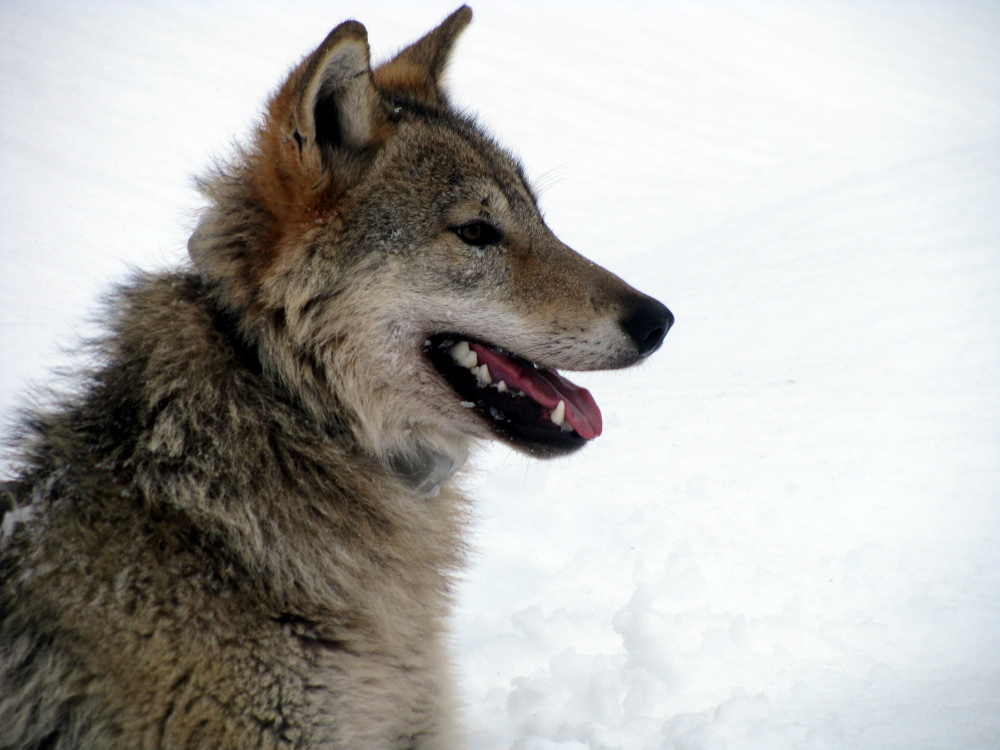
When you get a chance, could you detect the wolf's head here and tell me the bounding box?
[189,6,671,471]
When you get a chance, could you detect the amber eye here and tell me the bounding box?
[454,221,502,247]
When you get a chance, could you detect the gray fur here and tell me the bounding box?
[0,7,669,748]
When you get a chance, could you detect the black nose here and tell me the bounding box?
[621,297,673,357]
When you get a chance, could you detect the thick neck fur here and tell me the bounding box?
[19,272,469,619]
[188,157,473,475]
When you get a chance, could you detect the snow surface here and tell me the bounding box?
[2,2,999,748]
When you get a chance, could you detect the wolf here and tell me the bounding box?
[0,6,671,749]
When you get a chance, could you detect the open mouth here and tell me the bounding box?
[425,333,602,455]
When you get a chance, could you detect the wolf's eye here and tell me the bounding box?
[454,221,502,247]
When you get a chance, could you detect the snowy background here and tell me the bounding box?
[2,2,999,748]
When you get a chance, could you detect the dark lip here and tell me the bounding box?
[424,333,588,457]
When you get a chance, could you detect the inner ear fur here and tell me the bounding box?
[374,5,472,105]
[298,22,385,154]
[264,20,392,184]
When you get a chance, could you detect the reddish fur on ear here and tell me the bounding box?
[373,5,472,104]
[254,22,393,215]
[190,22,396,302]
[190,9,473,300]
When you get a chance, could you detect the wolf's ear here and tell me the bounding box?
[190,21,391,299]
[265,20,390,180]
[373,6,472,105]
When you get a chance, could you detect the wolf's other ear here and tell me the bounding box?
[373,5,472,105]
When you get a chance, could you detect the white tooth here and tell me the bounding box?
[449,341,470,365]
[448,340,478,369]
[551,400,565,426]
[476,364,492,384]
[496,380,508,393]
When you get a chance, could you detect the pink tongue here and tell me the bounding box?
[469,343,603,440]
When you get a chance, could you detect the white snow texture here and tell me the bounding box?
[1,2,998,749]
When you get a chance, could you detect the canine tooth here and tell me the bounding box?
[496,380,508,393]
[551,400,565,426]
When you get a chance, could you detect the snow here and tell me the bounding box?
[2,2,999,748]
